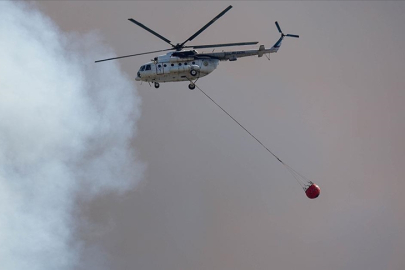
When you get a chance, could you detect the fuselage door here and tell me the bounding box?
[156,63,164,75]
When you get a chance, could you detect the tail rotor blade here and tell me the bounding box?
[275,21,282,34]
[286,34,299,38]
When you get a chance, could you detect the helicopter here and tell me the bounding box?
[95,5,299,90]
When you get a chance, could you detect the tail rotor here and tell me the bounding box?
[275,21,299,38]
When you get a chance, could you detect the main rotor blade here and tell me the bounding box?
[128,18,174,47]
[180,5,233,47]
[95,48,173,63]
[275,21,282,34]
[286,34,299,38]
[186,41,258,49]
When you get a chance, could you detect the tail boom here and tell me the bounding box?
[195,21,298,61]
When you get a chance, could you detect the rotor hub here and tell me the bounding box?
[174,44,183,51]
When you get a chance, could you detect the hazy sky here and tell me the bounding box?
[4,1,405,270]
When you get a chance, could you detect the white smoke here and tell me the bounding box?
[0,1,143,269]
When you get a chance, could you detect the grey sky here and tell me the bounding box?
[11,1,405,270]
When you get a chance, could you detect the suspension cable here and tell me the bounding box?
[194,83,309,188]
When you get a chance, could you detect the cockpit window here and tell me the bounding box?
[140,65,145,71]
[145,64,151,71]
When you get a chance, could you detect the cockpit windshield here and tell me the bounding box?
[139,65,145,71]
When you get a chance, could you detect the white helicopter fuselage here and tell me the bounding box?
[135,54,219,83]
[135,44,278,84]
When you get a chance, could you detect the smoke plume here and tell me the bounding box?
[0,1,143,269]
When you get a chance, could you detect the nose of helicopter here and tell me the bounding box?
[135,72,141,81]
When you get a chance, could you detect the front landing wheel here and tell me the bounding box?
[188,83,195,90]
[154,82,160,88]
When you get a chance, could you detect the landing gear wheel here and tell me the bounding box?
[154,82,160,88]
[190,69,198,76]
[188,83,195,90]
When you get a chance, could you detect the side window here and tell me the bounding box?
[145,64,151,71]
[140,65,145,71]
[171,64,174,66]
